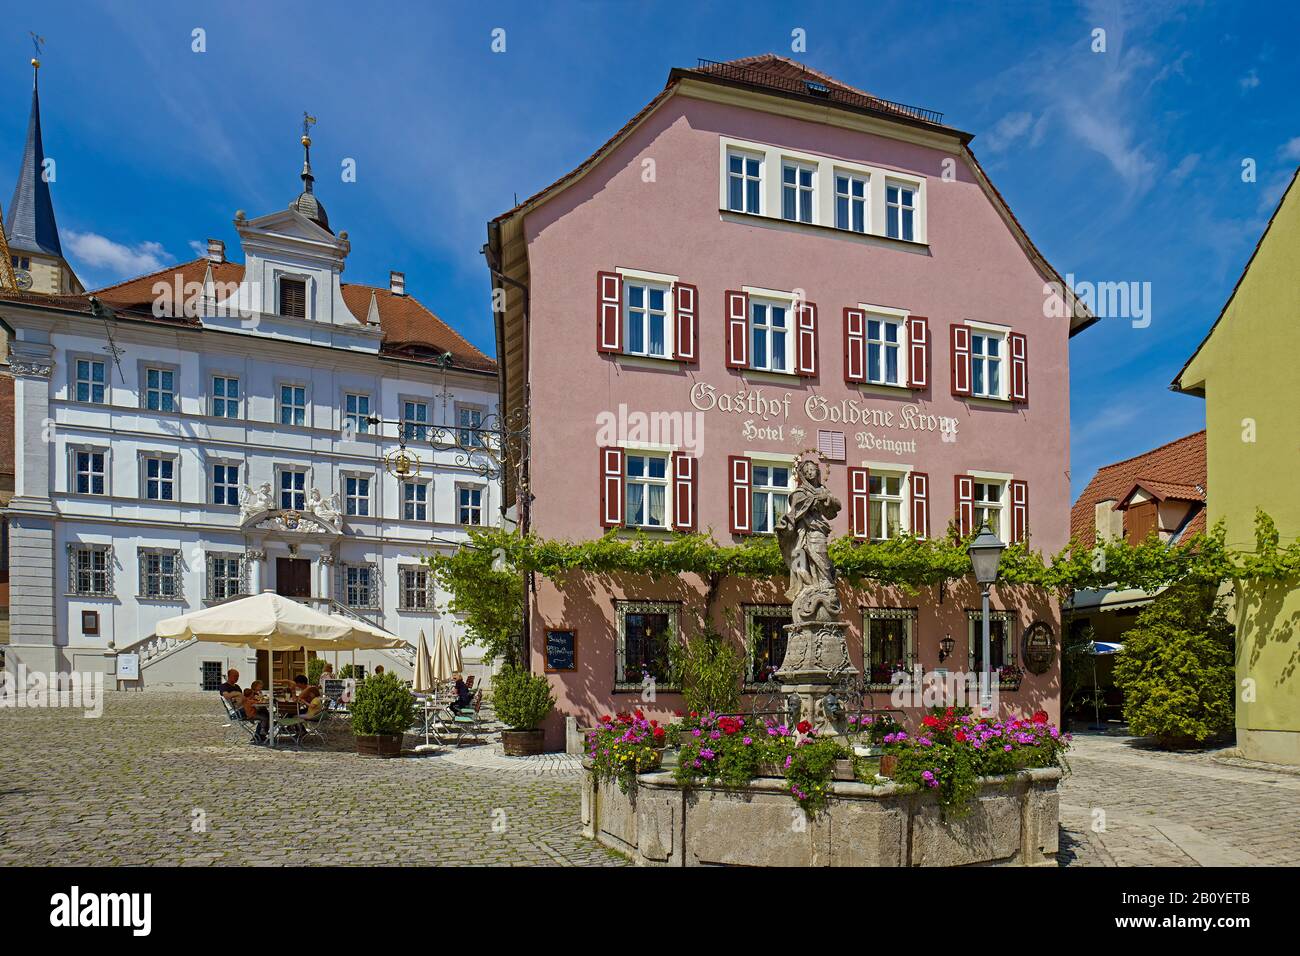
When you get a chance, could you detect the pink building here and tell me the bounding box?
[487,56,1093,749]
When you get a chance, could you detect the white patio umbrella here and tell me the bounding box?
[430,625,461,683]
[412,630,435,694]
[1084,640,1124,731]
[157,591,398,747]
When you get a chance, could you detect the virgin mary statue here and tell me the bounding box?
[776,457,843,624]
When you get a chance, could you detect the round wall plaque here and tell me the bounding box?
[1022,621,1056,675]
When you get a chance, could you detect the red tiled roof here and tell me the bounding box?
[1070,431,1207,543]
[0,259,494,373]
[1116,479,1206,508]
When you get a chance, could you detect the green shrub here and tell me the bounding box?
[307,658,326,686]
[349,671,416,736]
[338,664,360,680]
[491,665,555,730]
[670,624,744,716]
[1112,583,1235,748]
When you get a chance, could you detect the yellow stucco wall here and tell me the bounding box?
[1180,170,1300,764]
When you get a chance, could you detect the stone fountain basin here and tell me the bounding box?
[581,764,1061,867]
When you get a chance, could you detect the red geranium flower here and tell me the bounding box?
[718,716,742,735]
[634,709,645,720]
[955,729,968,743]
[1032,710,1049,725]
[653,726,666,740]
[922,714,940,728]
[797,720,812,734]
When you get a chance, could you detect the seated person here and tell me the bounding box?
[452,675,473,711]
[290,675,321,711]
[217,669,243,705]
[242,680,270,741]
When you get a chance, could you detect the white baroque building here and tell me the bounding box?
[1,137,502,689]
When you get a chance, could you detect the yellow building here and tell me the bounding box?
[1174,167,1300,765]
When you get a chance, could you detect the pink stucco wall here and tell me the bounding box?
[513,92,1070,747]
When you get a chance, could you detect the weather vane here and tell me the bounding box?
[30,31,45,57]
[302,111,316,139]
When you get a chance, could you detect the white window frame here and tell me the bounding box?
[402,479,429,521]
[276,272,310,319]
[886,178,919,242]
[343,392,372,436]
[457,483,485,526]
[343,473,373,517]
[725,148,763,214]
[142,365,177,413]
[401,398,429,442]
[746,291,796,374]
[277,466,308,511]
[781,159,817,224]
[67,543,113,596]
[71,447,108,497]
[72,356,107,405]
[139,547,183,601]
[834,170,869,233]
[455,402,488,448]
[863,607,917,686]
[623,451,671,530]
[210,460,241,506]
[966,321,1009,400]
[748,457,794,535]
[868,470,908,540]
[278,382,308,427]
[621,278,673,359]
[210,374,241,419]
[339,561,380,610]
[970,471,1012,540]
[398,564,435,612]
[140,452,178,503]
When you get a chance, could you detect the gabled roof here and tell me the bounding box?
[6,69,63,258]
[0,257,495,373]
[1115,478,1206,509]
[1174,166,1300,396]
[1070,430,1207,542]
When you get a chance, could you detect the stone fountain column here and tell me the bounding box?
[776,617,856,737]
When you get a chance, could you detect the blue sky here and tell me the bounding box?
[5,0,1297,497]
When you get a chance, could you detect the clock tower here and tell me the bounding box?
[4,55,83,295]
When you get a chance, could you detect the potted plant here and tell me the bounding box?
[492,664,556,756]
[349,670,415,757]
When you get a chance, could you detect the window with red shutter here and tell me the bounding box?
[910,471,930,538]
[599,447,624,527]
[672,452,697,531]
[844,307,866,384]
[728,455,752,534]
[597,272,622,354]
[1009,331,1028,403]
[907,315,929,389]
[674,283,699,363]
[848,467,870,539]
[796,301,819,376]
[1010,479,1028,543]
[954,474,974,537]
[951,325,971,396]
[725,290,748,368]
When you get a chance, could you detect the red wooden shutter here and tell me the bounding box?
[849,467,870,539]
[672,452,697,531]
[954,474,974,537]
[951,324,971,395]
[597,272,622,354]
[843,307,866,384]
[725,290,748,368]
[674,283,699,363]
[910,471,930,539]
[907,315,929,389]
[1010,479,1028,543]
[1009,331,1028,403]
[728,455,752,534]
[599,447,624,527]
[796,300,819,377]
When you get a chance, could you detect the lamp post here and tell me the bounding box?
[967,524,1006,715]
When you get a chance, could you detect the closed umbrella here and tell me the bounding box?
[413,630,434,694]
[158,591,399,748]
[430,625,459,683]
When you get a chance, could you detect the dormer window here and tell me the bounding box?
[278,277,307,318]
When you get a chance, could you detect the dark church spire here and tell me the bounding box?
[6,53,64,258]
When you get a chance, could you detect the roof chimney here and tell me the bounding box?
[389,270,406,296]
[206,238,226,263]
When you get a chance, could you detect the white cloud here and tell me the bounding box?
[981,111,1034,154]
[1238,68,1260,92]
[188,239,208,258]
[65,231,173,280]
[1168,154,1200,185]
[1279,137,1300,161]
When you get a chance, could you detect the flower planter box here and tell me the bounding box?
[355,733,403,758]
[501,729,545,756]
[582,762,1062,867]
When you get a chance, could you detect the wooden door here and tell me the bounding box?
[276,558,312,598]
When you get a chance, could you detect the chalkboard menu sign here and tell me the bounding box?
[545,629,577,672]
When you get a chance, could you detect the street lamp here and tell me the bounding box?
[967,524,1006,715]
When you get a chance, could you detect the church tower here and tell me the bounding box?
[4,54,83,295]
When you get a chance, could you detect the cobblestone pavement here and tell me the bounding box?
[1057,732,1300,866]
[0,692,624,866]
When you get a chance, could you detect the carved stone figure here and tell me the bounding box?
[776,457,843,624]
[240,482,274,520]
[309,489,343,527]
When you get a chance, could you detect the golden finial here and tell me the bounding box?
[301,134,311,147]
[31,58,40,69]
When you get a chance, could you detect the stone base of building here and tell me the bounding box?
[1237,727,1300,767]
[581,765,1061,867]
